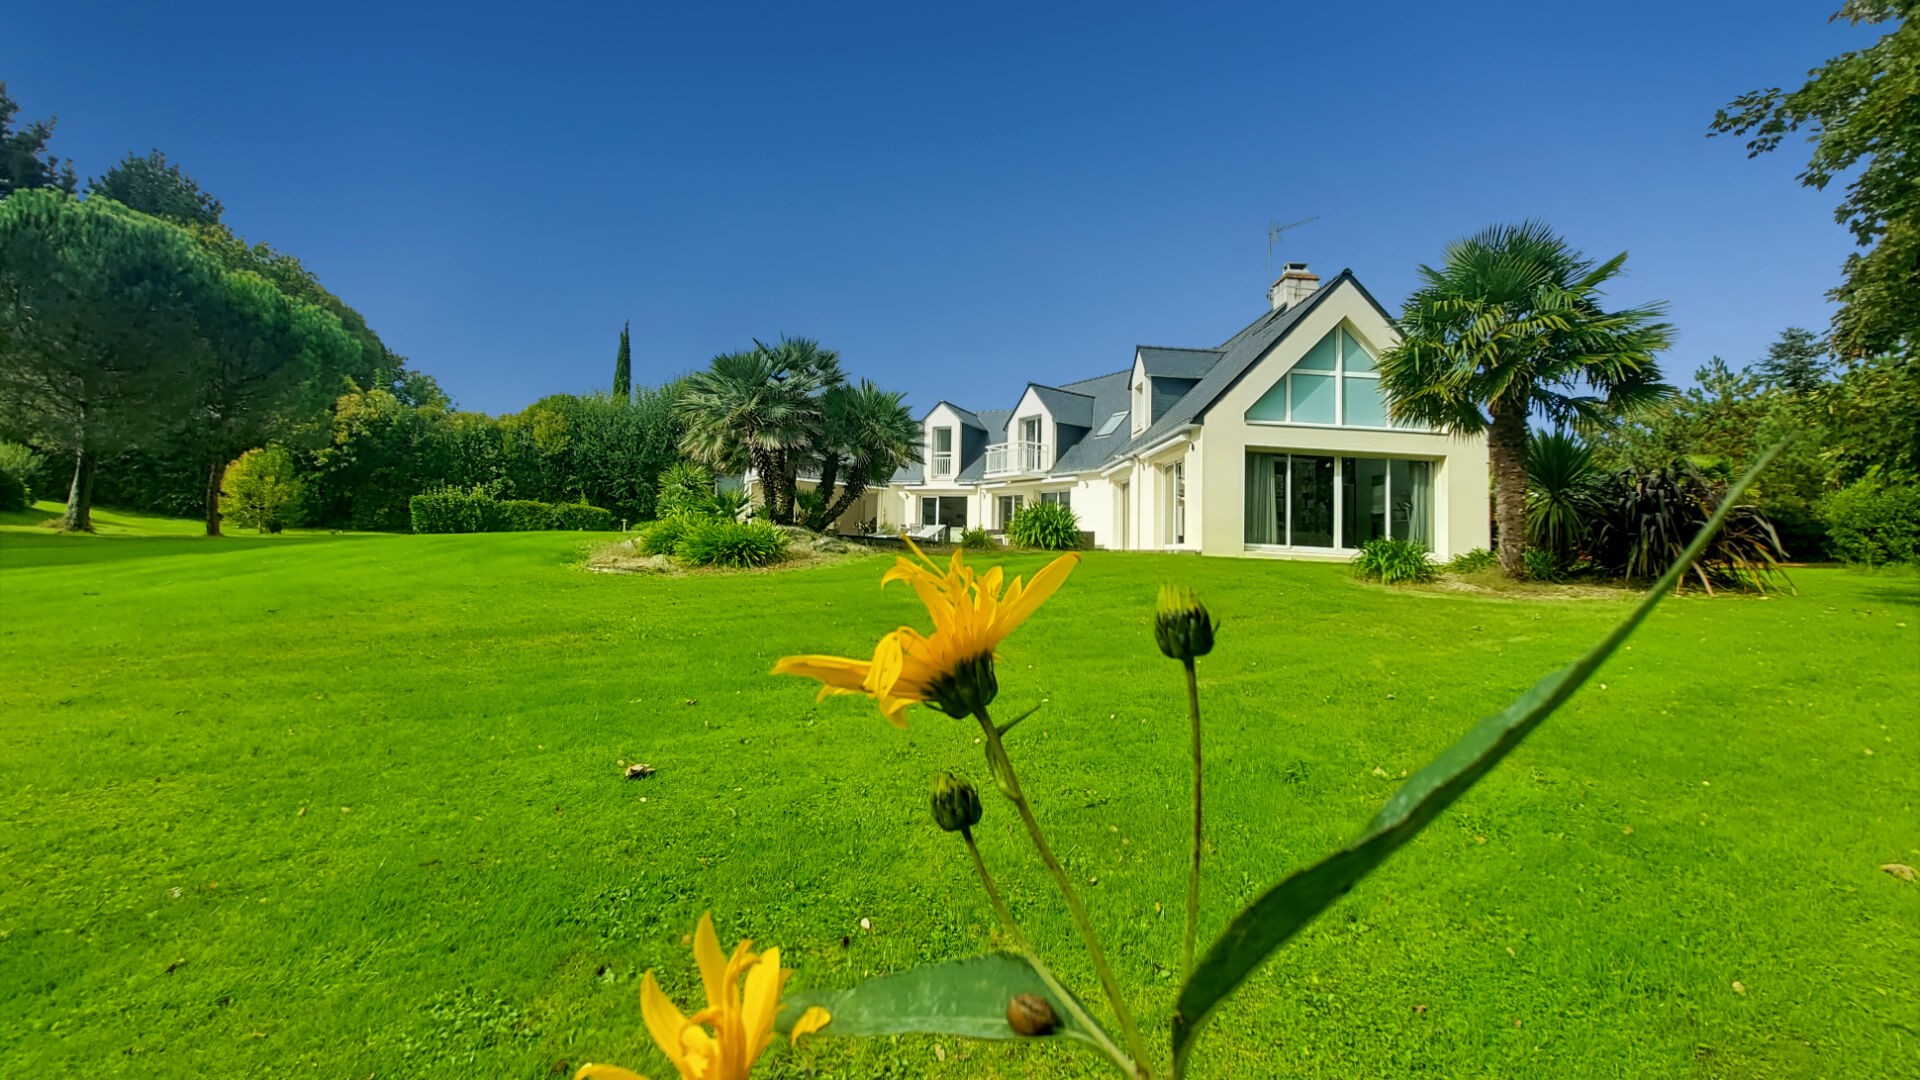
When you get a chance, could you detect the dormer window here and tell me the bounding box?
[1132,380,1149,434]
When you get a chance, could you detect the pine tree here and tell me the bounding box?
[1755,327,1831,396]
[613,321,632,399]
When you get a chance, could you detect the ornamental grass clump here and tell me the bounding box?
[578,446,1789,1078]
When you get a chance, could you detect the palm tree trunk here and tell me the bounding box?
[821,473,869,532]
[749,447,777,519]
[1488,403,1530,578]
[808,454,842,530]
[61,446,95,533]
[204,457,227,537]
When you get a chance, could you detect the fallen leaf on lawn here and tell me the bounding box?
[1880,863,1916,882]
[1732,981,1746,995]
[859,917,872,931]
[1621,826,1635,836]
[1412,1004,1428,1014]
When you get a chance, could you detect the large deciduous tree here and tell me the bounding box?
[0,192,211,530]
[0,82,77,198]
[1711,2,1918,359]
[1378,221,1675,578]
[191,270,360,534]
[88,149,224,227]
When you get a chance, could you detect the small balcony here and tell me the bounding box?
[929,452,954,478]
[984,440,1046,476]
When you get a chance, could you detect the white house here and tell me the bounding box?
[860,264,1491,560]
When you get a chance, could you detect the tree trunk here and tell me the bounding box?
[61,447,95,533]
[770,450,797,524]
[204,457,228,536]
[748,446,778,520]
[1488,402,1530,578]
[808,453,842,530]
[821,472,869,532]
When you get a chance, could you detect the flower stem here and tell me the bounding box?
[961,828,1140,1078]
[1181,657,1202,979]
[975,708,1153,1075]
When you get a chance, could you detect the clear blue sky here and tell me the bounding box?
[5,1,1864,415]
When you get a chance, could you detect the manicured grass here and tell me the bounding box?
[1,511,1914,1078]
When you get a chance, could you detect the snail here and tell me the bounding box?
[1006,992,1058,1037]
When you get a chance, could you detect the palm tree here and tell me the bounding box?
[808,379,923,531]
[674,348,821,523]
[755,337,843,523]
[1379,222,1675,577]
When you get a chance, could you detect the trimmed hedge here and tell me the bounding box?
[410,487,614,533]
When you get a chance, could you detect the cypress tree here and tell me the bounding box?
[613,321,632,399]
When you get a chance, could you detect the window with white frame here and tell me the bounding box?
[1166,461,1185,545]
[1243,325,1423,429]
[996,493,1024,528]
[931,427,954,476]
[1039,490,1071,510]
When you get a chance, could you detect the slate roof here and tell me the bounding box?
[1115,270,1383,459]
[1026,384,1097,429]
[893,269,1382,485]
[1137,346,1224,380]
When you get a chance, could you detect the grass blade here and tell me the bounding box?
[1170,441,1790,1074]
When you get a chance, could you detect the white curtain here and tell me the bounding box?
[1245,453,1279,544]
[1408,460,1433,550]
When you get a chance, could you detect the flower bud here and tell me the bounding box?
[929,771,983,833]
[1006,992,1058,1036]
[1154,585,1215,661]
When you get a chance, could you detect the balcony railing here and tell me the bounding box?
[930,452,954,478]
[984,440,1046,476]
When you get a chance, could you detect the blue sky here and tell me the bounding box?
[5,1,1865,415]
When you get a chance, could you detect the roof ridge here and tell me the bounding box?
[1056,368,1133,390]
[1135,344,1224,354]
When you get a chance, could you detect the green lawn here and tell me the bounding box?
[1,505,1914,1078]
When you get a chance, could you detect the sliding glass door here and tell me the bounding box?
[1247,452,1432,550]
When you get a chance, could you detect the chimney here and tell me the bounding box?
[1268,262,1320,311]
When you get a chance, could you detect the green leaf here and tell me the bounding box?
[777,953,1110,1051]
[1170,442,1790,1075]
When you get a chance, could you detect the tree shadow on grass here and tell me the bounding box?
[0,530,388,571]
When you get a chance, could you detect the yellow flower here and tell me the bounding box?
[575,913,831,1080]
[772,540,1080,725]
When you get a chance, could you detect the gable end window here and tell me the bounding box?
[1244,326,1424,430]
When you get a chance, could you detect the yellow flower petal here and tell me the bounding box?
[790,1005,832,1042]
[574,1065,651,1080]
[693,912,728,1012]
[740,948,784,1061]
[996,553,1080,639]
[639,972,694,1078]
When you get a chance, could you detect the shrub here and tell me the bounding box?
[1522,546,1566,583]
[710,486,751,521]
[410,487,614,533]
[0,441,41,508]
[0,468,27,512]
[1448,547,1497,573]
[222,446,305,532]
[410,486,494,533]
[960,527,995,551]
[640,515,695,555]
[549,502,615,531]
[674,518,790,568]
[1351,538,1437,584]
[656,461,717,519]
[1526,431,1603,561]
[1589,462,1787,592]
[1819,476,1920,565]
[1006,503,1081,550]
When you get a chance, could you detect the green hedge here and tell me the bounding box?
[410,488,614,533]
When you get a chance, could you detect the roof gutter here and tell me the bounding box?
[1100,424,1199,476]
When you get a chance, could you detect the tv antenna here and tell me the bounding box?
[1267,216,1320,277]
